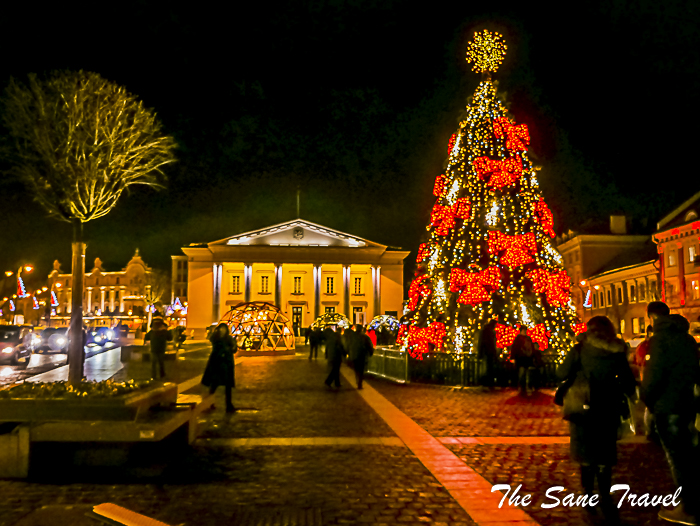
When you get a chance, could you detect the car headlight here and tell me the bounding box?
[94,336,102,342]
[56,337,66,345]
[1,347,13,354]
[106,331,114,339]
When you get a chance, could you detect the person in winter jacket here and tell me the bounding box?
[556,316,636,522]
[144,319,172,379]
[510,326,535,394]
[478,320,498,387]
[201,323,237,413]
[309,327,322,360]
[346,324,374,389]
[324,326,346,388]
[643,302,700,525]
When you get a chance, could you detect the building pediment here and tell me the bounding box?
[656,190,700,232]
[207,219,385,249]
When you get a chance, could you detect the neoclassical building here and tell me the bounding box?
[175,219,409,338]
[48,250,154,318]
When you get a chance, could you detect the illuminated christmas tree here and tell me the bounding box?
[398,30,584,360]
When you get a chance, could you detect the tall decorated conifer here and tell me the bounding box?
[398,30,584,359]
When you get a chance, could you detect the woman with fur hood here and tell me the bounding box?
[557,316,637,521]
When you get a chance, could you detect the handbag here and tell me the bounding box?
[562,370,591,420]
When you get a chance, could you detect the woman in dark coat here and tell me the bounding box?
[556,316,636,520]
[202,323,237,413]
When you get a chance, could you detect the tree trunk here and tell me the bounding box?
[68,219,85,385]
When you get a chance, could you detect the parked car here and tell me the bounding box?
[86,326,116,346]
[0,325,35,366]
[35,327,70,354]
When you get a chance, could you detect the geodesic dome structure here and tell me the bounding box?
[368,314,399,332]
[311,312,350,330]
[220,302,295,352]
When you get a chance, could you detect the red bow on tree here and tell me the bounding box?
[493,117,530,152]
[572,322,587,335]
[496,324,520,349]
[473,156,523,189]
[533,198,555,238]
[408,274,431,310]
[527,323,551,351]
[416,243,432,263]
[433,174,447,197]
[449,266,501,305]
[430,198,471,236]
[488,231,538,267]
[526,268,571,307]
[405,321,446,358]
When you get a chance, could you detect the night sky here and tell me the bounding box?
[1,0,698,292]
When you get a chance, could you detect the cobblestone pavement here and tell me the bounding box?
[447,441,675,526]
[0,344,681,526]
[368,380,569,436]
[1,444,475,526]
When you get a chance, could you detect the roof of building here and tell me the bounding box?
[588,242,658,278]
[656,190,700,231]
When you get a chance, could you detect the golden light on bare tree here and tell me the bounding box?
[2,70,177,384]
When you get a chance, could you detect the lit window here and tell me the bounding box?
[692,280,699,301]
[668,250,676,267]
[600,292,605,307]
[607,290,612,306]
[261,276,269,293]
[325,306,335,313]
[639,283,646,301]
[632,317,640,334]
[617,286,623,304]
[690,246,697,263]
[326,277,334,294]
[293,276,302,294]
[232,276,240,294]
[629,285,636,302]
[354,277,362,294]
[620,319,626,335]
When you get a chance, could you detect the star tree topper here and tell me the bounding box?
[465,29,507,74]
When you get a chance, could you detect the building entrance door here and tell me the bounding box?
[292,306,303,336]
[353,307,365,326]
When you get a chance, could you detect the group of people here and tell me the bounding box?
[557,302,699,525]
[477,321,544,392]
[319,324,374,389]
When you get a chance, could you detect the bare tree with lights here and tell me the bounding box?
[2,71,176,384]
[141,269,170,328]
[398,31,581,363]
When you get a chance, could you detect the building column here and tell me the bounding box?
[274,264,282,307]
[100,288,105,312]
[120,287,125,313]
[372,265,381,317]
[677,242,686,306]
[213,264,222,323]
[244,264,252,303]
[658,245,666,303]
[109,289,115,312]
[87,287,93,313]
[66,289,72,314]
[343,265,350,317]
[313,264,321,320]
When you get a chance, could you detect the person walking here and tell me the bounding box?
[510,326,535,394]
[347,324,374,389]
[556,316,636,522]
[642,301,700,525]
[309,326,321,360]
[324,326,346,389]
[202,323,237,413]
[144,319,172,379]
[477,320,498,387]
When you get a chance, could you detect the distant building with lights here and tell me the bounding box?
[174,219,410,338]
[572,194,700,342]
[48,249,157,322]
